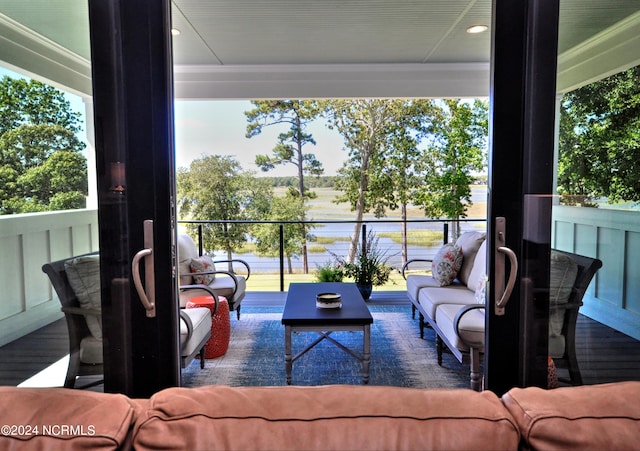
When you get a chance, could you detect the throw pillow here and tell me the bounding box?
[431,243,463,286]
[64,255,102,340]
[190,255,216,284]
[475,275,487,304]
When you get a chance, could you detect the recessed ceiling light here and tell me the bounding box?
[466,24,488,34]
[171,28,181,36]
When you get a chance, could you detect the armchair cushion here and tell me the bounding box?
[80,336,103,364]
[189,255,216,284]
[549,250,579,357]
[180,307,212,357]
[64,255,102,340]
[431,243,463,286]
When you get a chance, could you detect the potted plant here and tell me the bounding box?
[334,230,394,300]
[314,260,345,282]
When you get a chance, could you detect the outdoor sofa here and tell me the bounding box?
[1,381,639,450]
[403,231,602,391]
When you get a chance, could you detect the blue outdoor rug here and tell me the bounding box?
[182,304,469,388]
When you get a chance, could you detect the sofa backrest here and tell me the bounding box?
[132,385,519,451]
[42,252,101,347]
[2,382,639,451]
[503,381,640,450]
[455,231,486,286]
[0,386,145,450]
[177,234,199,285]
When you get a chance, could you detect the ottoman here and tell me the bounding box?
[186,295,230,358]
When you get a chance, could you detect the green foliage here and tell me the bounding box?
[558,66,640,206]
[314,260,344,282]
[0,76,83,136]
[0,74,88,215]
[377,229,443,247]
[332,231,394,286]
[323,99,424,260]
[246,100,325,272]
[265,175,337,188]
[245,100,324,197]
[252,191,307,256]
[177,155,273,256]
[414,99,487,237]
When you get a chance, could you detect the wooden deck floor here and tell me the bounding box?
[1,290,638,387]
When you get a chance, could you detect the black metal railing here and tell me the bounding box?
[178,218,486,291]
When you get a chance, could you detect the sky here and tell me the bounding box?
[174,100,347,176]
[1,66,347,177]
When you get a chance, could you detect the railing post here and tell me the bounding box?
[197,224,203,256]
[361,223,367,254]
[443,223,449,244]
[279,224,285,292]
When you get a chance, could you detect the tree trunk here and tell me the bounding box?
[401,202,408,265]
[226,248,233,272]
[296,120,309,274]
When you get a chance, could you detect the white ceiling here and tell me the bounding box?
[0,0,639,98]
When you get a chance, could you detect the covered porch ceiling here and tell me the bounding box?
[0,1,639,99]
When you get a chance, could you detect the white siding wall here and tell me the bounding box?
[0,209,98,346]
[553,205,640,340]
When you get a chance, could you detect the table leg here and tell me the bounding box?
[285,325,292,384]
[363,324,370,384]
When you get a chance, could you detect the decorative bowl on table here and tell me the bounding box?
[316,292,342,309]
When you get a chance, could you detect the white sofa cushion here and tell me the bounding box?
[436,303,485,352]
[406,274,458,303]
[418,285,476,320]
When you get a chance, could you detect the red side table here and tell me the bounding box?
[186,295,230,358]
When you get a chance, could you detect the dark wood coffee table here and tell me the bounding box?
[281,282,373,384]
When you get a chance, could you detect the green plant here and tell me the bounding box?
[334,231,394,286]
[314,260,345,282]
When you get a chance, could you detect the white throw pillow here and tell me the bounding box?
[431,243,463,286]
[475,275,487,304]
[467,240,487,292]
[65,255,102,340]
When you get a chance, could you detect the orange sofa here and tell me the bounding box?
[1,381,638,450]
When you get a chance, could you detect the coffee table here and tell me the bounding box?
[281,282,373,384]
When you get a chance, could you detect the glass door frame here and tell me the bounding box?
[485,0,561,394]
[88,0,180,397]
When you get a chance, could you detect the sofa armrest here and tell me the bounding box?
[401,258,433,280]
[179,284,220,315]
[179,309,193,351]
[213,258,251,280]
[454,304,485,347]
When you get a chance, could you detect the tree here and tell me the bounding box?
[324,99,421,262]
[177,155,273,261]
[251,188,310,274]
[376,99,436,264]
[0,76,87,214]
[558,66,640,206]
[245,100,323,273]
[414,99,487,239]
